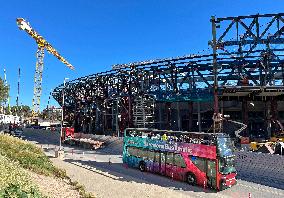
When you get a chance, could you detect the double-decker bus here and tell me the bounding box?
[122,128,237,191]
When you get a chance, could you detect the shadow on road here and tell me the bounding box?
[63,158,218,194]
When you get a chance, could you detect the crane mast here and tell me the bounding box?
[16,18,74,116]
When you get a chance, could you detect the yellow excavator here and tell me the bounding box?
[250,120,284,153]
[16,18,74,117]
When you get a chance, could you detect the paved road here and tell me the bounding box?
[23,129,284,198]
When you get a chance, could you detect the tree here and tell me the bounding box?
[38,108,49,120]
[21,105,32,117]
[38,107,61,121]
[5,105,32,117]
[0,77,9,104]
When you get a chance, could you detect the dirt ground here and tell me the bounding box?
[27,170,81,198]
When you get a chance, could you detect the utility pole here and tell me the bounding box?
[116,98,119,137]
[211,16,219,133]
[16,67,20,116]
[47,90,52,120]
[60,78,69,150]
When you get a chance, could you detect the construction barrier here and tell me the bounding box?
[240,137,250,144]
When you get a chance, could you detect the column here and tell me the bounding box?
[158,102,163,129]
[271,98,278,137]
[165,102,171,130]
[197,101,201,132]
[266,101,271,138]
[242,99,248,137]
[177,102,181,131]
[188,101,193,131]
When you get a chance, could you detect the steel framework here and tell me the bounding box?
[53,13,284,135]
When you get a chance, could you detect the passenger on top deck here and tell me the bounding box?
[162,133,168,141]
[168,136,174,143]
[155,133,161,140]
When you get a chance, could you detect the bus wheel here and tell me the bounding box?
[186,172,196,185]
[139,161,146,172]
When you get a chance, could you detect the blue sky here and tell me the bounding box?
[0,0,284,110]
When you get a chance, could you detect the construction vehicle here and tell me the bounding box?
[16,18,75,117]
[249,119,284,153]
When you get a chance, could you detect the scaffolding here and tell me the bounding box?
[133,95,155,128]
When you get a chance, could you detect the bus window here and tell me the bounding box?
[154,151,160,163]
[174,153,186,168]
[148,150,155,161]
[140,149,148,160]
[166,152,174,164]
[161,152,166,163]
[128,147,137,156]
[191,156,206,172]
[137,148,144,158]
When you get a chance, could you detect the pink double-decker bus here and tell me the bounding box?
[123,128,237,191]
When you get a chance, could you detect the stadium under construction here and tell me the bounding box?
[53,13,284,139]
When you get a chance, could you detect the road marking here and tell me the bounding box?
[71,161,123,180]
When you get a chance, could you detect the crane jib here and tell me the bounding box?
[16,17,75,115]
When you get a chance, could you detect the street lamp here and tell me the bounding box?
[60,77,69,150]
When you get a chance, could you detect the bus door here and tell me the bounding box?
[160,152,166,175]
[147,150,155,172]
[207,159,217,189]
[173,153,187,181]
[165,152,174,178]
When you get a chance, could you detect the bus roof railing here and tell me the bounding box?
[125,128,227,137]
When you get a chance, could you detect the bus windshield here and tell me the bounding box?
[216,136,234,157]
[217,136,236,174]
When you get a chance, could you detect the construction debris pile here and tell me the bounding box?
[64,138,105,150]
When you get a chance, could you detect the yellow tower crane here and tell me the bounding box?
[16,18,74,117]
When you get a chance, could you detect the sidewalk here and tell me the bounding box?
[51,157,200,198]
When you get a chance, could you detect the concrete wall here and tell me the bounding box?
[235,151,284,189]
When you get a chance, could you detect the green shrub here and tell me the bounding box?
[0,134,66,178]
[0,154,43,197]
[0,184,44,198]
[0,134,93,198]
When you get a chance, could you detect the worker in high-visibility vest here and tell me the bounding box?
[162,133,168,141]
